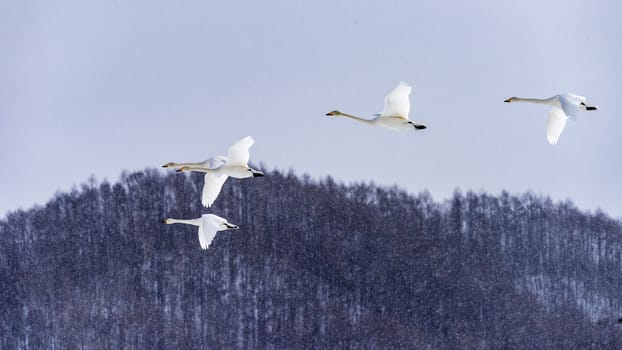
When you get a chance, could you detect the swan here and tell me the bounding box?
[504,93,598,144]
[326,82,427,131]
[169,136,264,207]
[162,213,239,250]
[163,156,228,207]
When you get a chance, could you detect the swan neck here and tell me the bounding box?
[182,166,216,173]
[180,162,208,167]
[165,161,206,168]
[338,112,373,124]
[166,218,201,226]
[512,97,555,105]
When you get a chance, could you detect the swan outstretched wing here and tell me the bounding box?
[546,106,569,144]
[381,82,411,118]
[198,215,219,250]
[226,136,254,166]
[202,173,228,207]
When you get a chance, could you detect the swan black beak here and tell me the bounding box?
[326,112,334,116]
[253,171,264,177]
[504,98,512,103]
[225,223,239,229]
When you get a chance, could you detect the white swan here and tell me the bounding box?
[162,214,239,250]
[504,93,598,144]
[163,156,228,207]
[326,82,427,131]
[170,136,264,207]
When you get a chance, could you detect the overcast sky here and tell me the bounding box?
[1,1,621,218]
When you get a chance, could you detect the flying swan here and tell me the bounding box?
[163,136,263,207]
[504,93,598,144]
[326,82,427,131]
[162,214,239,250]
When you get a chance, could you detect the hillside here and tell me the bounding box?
[1,169,621,349]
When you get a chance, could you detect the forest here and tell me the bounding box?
[1,168,622,349]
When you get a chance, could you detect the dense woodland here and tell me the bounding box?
[1,168,622,349]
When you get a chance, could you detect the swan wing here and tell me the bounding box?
[198,215,219,250]
[202,173,228,207]
[381,82,411,118]
[560,93,583,121]
[206,155,228,168]
[226,136,254,166]
[546,106,569,145]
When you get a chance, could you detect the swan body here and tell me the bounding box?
[162,214,239,250]
[504,93,598,144]
[326,82,427,131]
[179,164,263,179]
[166,136,263,207]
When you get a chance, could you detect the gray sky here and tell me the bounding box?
[1,1,621,217]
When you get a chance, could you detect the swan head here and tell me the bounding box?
[176,166,190,173]
[504,97,517,103]
[326,110,342,117]
[162,162,176,168]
